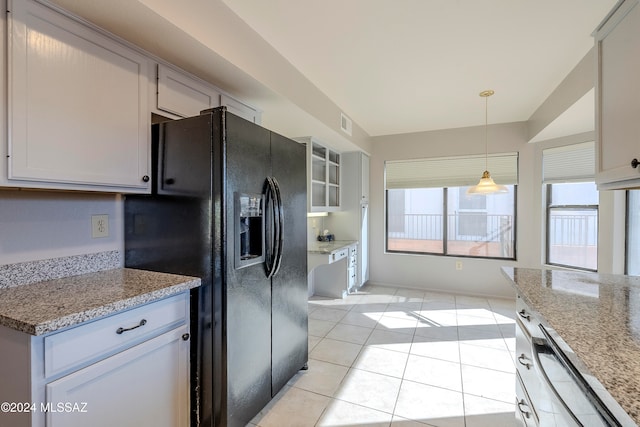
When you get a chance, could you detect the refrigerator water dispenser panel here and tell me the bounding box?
[235,192,265,269]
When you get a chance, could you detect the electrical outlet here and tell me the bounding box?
[455,260,463,271]
[91,214,109,238]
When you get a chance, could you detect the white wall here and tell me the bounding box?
[369,124,625,298]
[0,190,123,265]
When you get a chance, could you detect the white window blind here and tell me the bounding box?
[385,153,518,190]
[542,141,595,183]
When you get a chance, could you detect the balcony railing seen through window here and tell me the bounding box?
[387,212,515,259]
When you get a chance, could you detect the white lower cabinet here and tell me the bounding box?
[46,326,189,427]
[309,243,358,298]
[0,293,191,427]
[347,244,358,293]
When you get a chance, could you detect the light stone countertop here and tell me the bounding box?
[307,240,357,255]
[502,267,640,425]
[0,268,200,336]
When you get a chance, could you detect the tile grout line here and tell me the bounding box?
[455,294,469,427]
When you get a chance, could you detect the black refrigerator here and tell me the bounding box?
[124,107,308,427]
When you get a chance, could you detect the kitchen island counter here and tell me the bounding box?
[0,268,200,335]
[502,267,640,425]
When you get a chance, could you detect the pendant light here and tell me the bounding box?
[467,90,508,195]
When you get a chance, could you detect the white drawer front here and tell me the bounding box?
[331,249,348,262]
[516,296,542,339]
[516,371,538,426]
[44,293,188,378]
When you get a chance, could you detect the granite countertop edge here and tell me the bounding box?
[308,240,358,255]
[0,269,201,336]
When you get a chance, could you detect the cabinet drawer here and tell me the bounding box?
[331,249,348,262]
[44,293,188,378]
[516,371,538,426]
[515,296,542,339]
[347,267,357,286]
[516,320,540,414]
[348,254,357,268]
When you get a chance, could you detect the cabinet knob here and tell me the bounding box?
[182,333,190,341]
[632,158,639,169]
[142,175,150,182]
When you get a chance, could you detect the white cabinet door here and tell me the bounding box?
[6,0,150,192]
[361,153,370,203]
[157,64,220,118]
[595,0,640,189]
[220,94,262,124]
[299,137,341,212]
[45,326,190,427]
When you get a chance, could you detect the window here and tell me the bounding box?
[546,183,598,271]
[385,153,517,259]
[627,190,640,276]
[543,142,597,271]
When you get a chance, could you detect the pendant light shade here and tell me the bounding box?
[466,170,508,194]
[467,90,508,195]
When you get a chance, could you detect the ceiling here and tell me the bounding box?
[220,0,616,137]
[47,0,617,150]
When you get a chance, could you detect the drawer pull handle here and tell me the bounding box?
[517,399,531,419]
[518,354,532,369]
[518,309,530,321]
[116,319,147,335]
[632,158,639,169]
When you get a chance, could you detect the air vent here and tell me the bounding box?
[340,112,352,136]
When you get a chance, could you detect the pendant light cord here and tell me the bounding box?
[484,94,488,171]
[479,89,494,172]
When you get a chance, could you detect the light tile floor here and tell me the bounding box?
[249,285,517,427]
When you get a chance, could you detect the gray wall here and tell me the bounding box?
[0,190,122,265]
[369,125,625,298]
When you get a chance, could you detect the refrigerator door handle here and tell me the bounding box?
[271,177,284,276]
[265,176,284,278]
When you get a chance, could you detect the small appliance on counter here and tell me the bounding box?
[317,229,334,241]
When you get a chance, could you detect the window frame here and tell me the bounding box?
[545,183,598,272]
[384,185,517,261]
[626,190,640,276]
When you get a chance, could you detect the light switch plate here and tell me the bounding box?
[91,214,109,238]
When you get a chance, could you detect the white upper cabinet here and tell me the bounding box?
[156,64,220,118]
[5,0,151,192]
[220,94,262,124]
[155,67,262,124]
[595,0,640,190]
[297,137,341,212]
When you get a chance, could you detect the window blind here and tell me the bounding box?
[385,153,518,190]
[542,141,594,183]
